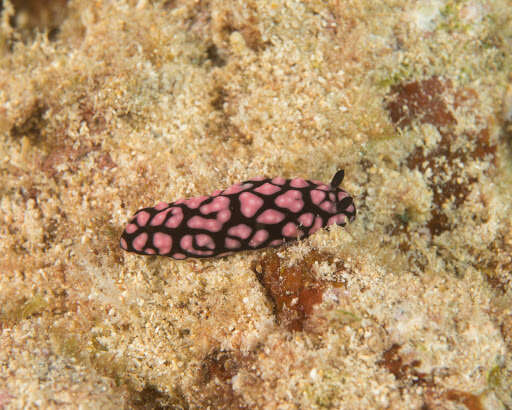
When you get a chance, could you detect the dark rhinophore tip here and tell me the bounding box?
[330,169,345,187]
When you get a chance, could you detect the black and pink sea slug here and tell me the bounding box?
[120,170,356,259]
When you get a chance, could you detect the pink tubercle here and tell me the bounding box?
[153,232,172,254]
[216,209,231,223]
[329,193,336,202]
[327,214,346,226]
[187,216,222,232]
[316,184,330,191]
[345,204,355,213]
[191,249,214,256]
[180,235,193,252]
[310,190,326,205]
[125,223,138,234]
[207,219,222,231]
[154,201,169,211]
[185,196,208,209]
[271,177,286,185]
[254,183,281,195]
[225,237,241,249]
[337,191,348,201]
[200,196,230,214]
[144,248,156,255]
[196,234,215,249]
[165,207,184,228]
[249,229,269,247]
[270,239,284,246]
[309,216,324,235]
[172,253,187,260]
[320,201,336,213]
[275,190,304,213]
[136,211,151,227]
[133,232,148,251]
[210,189,222,196]
[257,209,285,224]
[289,178,309,188]
[239,192,264,218]
[120,238,128,249]
[217,251,234,257]
[282,222,298,238]
[298,212,314,227]
[222,184,242,195]
[150,208,171,226]
[223,182,253,195]
[228,224,252,239]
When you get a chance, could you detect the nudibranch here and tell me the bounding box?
[120,170,356,259]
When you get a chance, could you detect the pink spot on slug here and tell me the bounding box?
[180,235,193,252]
[272,177,286,185]
[217,251,234,257]
[310,190,325,205]
[254,183,281,195]
[150,208,171,226]
[125,223,138,234]
[200,196,230,214]
[239,192,264,218]
[187,216,222,232]
[222,184,242,195]
[223,183,253,195]
[282,222,299,238]
[165,207,184,228]
[133,232,148,251]
[225,237,241,249]
[154,201,168,211]
[249,229,269,247]
[309,216,324,235]
[192,249,214,256]
[216,209,231,223]
[328,214,347,226]
[290,178,309,188]
[173,253,187,259]
[298,212,314,227]
[120,238,128,249]
[185,196,208,209]
[228,224,252,239]
[144,248,156,254]
[136,211,150,227]
[320,200,336,213]
[275,190,304,213]
[270,239,284,246]
[337,191,348,201]
[257,209,285,224]
[196,234,215,249]
[153,232,173,254]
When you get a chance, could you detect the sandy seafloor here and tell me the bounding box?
[0,0,511,408]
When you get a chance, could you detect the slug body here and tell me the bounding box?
[120,170,356,259]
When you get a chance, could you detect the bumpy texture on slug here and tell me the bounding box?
[120,170,356,259]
